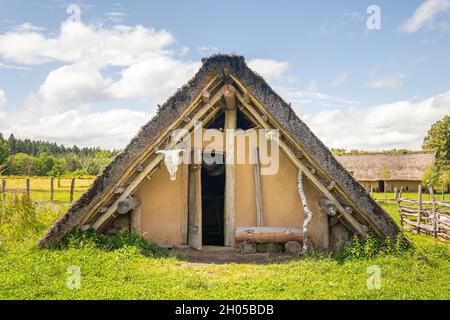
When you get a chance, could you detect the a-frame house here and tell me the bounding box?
[39,55,400,253]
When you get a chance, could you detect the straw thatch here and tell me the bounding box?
[38,54,400,248]
[335,152,435,181]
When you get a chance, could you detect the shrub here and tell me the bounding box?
[58,229,172,258]
[337,233,412,261]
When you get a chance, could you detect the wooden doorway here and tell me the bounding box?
[201,158,225,246]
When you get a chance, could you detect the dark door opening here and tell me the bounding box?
[378,180,385,193]
[201,159,225,246]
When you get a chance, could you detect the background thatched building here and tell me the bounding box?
[335,152,435,192]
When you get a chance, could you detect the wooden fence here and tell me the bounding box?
[1,177,88,202]
[396,181,450,241]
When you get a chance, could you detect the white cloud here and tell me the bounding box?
[399,0,450,33]
[107,56,200,101]
[197,46,220,56]
[330,73,348,87]
[39,63,112,106]
[302,90,450,150]
[367,73,405,89]
[248,58,289,81]
[276,81,360,108]
[0,104,148,150]
[0,89,6,108]
[0,22,175,66]
[0,21,199,106]
[0,20,202,147]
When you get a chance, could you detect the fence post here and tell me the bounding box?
[426,180,437,238]
[50,176,54,201]
[395,187,403,228]
[1,179,5,200]
[26,178,31,200]
[417,184,422,235]
[70,178,75,202]
[370,185,373,198]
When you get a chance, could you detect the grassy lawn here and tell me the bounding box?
[0,197,449,300]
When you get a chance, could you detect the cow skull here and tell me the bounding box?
[156,149,185,181]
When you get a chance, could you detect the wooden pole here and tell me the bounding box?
[224,98,237,246]
[370,185,373,198]
[224,102,237,246]
[50,176,55,201]
[26,178,30,200]
[253,148,264,227]
[417,184,422,235]
[70,178,75,202]
[396,188,404,229]
[297,171,313,253]
[426,180,437,238]
[1,179,6,201]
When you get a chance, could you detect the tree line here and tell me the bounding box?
[0,134,118,177]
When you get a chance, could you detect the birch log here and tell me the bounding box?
[297,170,313,252]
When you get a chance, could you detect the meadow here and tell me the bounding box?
[0,178,449,300]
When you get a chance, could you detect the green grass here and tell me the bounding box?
[0,197,449,300]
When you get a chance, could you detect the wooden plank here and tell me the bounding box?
[92,85,227,230]
[224,105,237,246]
[234,90,367,237]
[188,162,202,250]
[253,148,264,227]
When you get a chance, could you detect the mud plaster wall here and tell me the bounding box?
[135,164,188,246]
[235,139,329,249]
[135,133,329,249]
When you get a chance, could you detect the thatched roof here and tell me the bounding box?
[336,152,435,181]
[38,54,400,248]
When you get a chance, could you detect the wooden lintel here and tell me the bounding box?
[234,90,368,237]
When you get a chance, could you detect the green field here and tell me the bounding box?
[0,194,449,300]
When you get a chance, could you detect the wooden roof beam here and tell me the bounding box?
[91,85,228,230]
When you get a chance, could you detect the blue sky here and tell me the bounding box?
[0,0,449,150]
